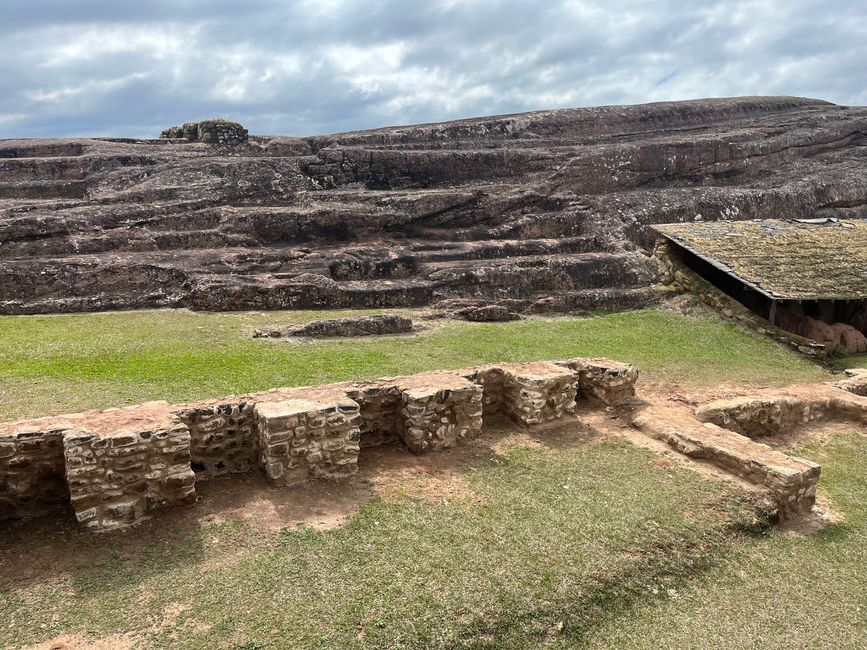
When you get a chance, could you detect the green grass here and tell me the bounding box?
[833,353,867,370]
[0,307,829,420]
[4,432,863,649]
[0,438,767,649]
[578,432,867,649]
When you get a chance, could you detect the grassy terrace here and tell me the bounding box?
[0,306,829,421]
[1,306,861,649]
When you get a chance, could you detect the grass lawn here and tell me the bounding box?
[833,353,867,370]
[2,429,864,649]
[0,305,859,649]
[0,436,769,649]
[579,432,867,649]
[0,306,829,421]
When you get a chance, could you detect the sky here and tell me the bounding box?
[1,0,865,138]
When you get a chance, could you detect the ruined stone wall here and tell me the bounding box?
[634,413,820,519]
[465,366,506,420]
[256,398,361,485]
[554,358,639,405]
[63,422,196,531]
[397,374,484,453]
[0,425,68,520]
[499,363,577,426]
[175,400,257,479]
[0,357,644,530]
[345,383,403,448]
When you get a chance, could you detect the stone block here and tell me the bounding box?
[395,373,483,453]
[555,357,638,405]
[175,400,257,479]
[61,412,195,531]
[498,362,577,426]
[634,412,820,519]
[255,398,361,486]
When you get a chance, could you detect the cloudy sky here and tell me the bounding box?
[2,0,865,138]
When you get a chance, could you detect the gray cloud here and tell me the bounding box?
[1,0,865,138]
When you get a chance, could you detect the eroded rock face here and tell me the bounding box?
[2,97,867,315]
[254,314,414,338]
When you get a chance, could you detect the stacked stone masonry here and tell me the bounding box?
[633,413,820,519]
[395,373,484,453]
[176,400,257,479]
[63,416,196,531]
[498,362,577,426]
[4,356,839,530]
[695,387,867,438]
[346,383,403,448]
[555,358,639,405]
[256,398,362,486]
[0,425,68,520]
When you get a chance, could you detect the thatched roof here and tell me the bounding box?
[654,218,867,300]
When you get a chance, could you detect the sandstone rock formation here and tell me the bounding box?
[253,314,414,338]
[2,96,866,315]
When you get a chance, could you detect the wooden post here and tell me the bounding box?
[768,300,778,326]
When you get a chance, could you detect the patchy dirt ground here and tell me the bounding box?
[2,379,859,598]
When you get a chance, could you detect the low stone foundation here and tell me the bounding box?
[396,373,483,453]
[634,412,820,519]
[256,398,362,485]
[346,383,403,448]
[835,369,867,397]
[176,400,257,479]
[7,356,842,532]
[499,362,577,426]
[0,425,68,520]
[695,386,867,437]
[555,358,639,405]
[62,410,196,531]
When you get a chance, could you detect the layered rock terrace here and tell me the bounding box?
[2,96,866,315]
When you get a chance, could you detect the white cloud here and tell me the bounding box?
[0,0,864,137]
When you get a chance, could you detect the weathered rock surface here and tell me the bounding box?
[2,96,867,315]
[254,313,414,338]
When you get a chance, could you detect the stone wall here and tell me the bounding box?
[345,383,403,448]
[499,362,577,426]
[0,356,749,534]
[256,398,361,485]
[554,358,639,405]
[396,373,484,453]
[175,400,257,479]
[0,425,68,520]
[634,412,820,519]
[465,366,506,420]
[63,419,195,531]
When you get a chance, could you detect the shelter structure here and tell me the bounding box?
[653,218,867,355]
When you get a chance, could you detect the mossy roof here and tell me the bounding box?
[654,218,867,300]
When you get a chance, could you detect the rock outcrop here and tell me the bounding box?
[254,314,414,338]
[2,97,867,315]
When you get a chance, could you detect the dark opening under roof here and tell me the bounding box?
[653,218,867,301]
